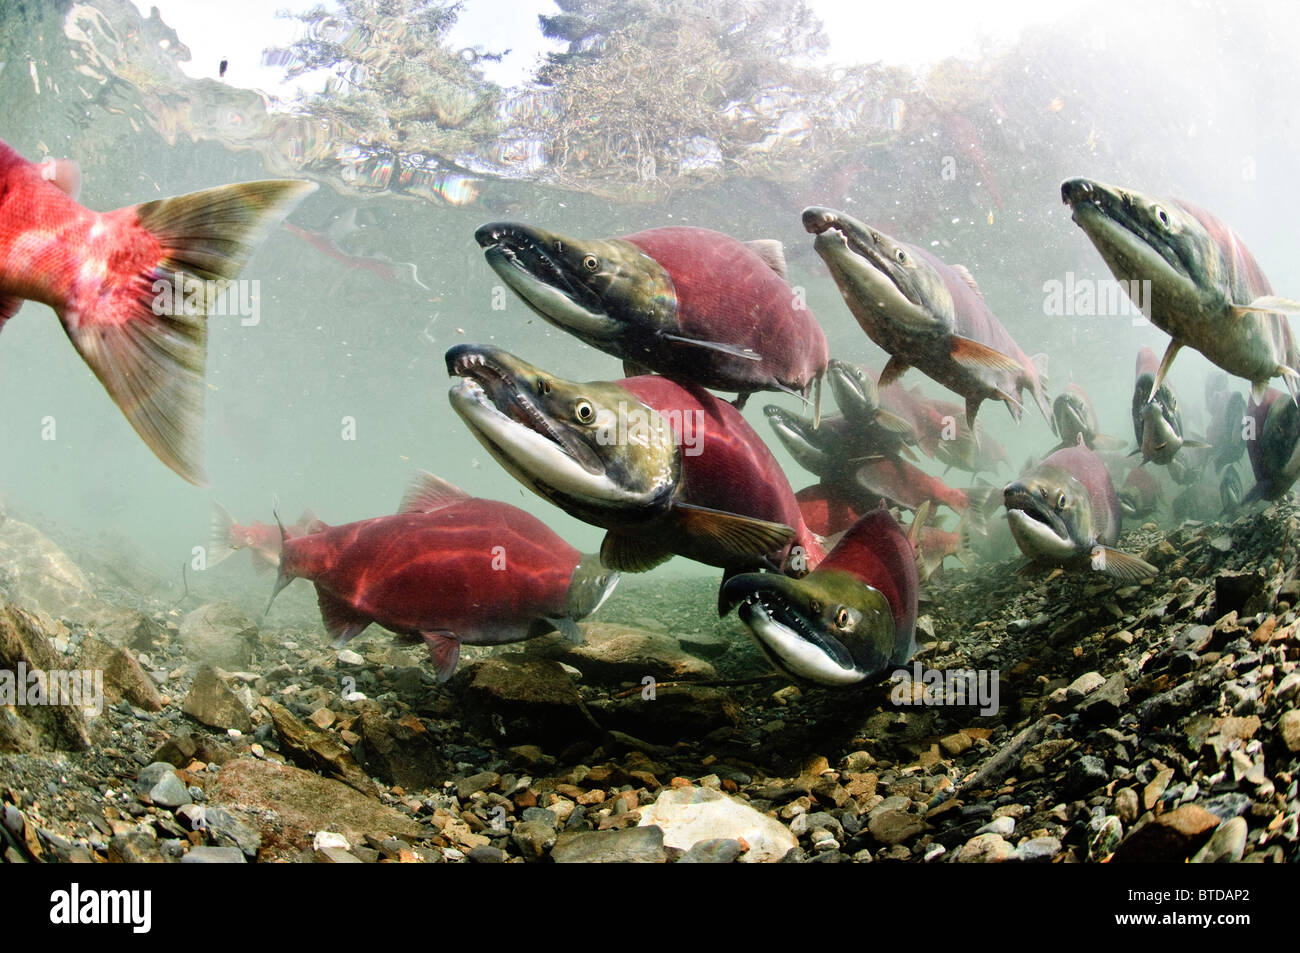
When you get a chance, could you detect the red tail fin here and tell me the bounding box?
[61,179,316,484]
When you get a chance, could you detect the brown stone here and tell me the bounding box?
[77,634,163,712]
[1113,805,1222,862]
[181,666,252,733]
[208,758,422,859]
[263,699,375,795]
[0,604,89,752]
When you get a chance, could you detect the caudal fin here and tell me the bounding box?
[961,483,1001,537]
[62,179,316,486]
[208,501,237,566]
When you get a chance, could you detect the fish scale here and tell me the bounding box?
[622,226,827,394]
[612,374,826,570]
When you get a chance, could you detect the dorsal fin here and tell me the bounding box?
[398,470,471,514]
[951,264,984,299]
[745,239,788,280]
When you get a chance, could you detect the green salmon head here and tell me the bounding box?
[566,553,620,621]
[826,359,880,425]
[1003,464,1095,563]
[1061,178,1221,315]
[1053,390,1091,444]
[475,222,675,350]
[447,344,678,514]
[763,404,831,476]
[719,569,896,686]
[802,206,953,336]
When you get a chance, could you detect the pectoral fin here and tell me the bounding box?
[672,502,795,563]
[531,616,583,643]
[1150,340,1181,397]
[874,409,916,436]
[879,356,910,388]
[1231,295,1300,316]
[1091,433,1129,452]
[949,336,1024,375]
[1089,546,1157,582]
[661,332,763,361]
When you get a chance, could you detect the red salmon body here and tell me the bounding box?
[280,503,576,640]
[620,374,826,570]
[623,227,828,396]
[272,476,617,681]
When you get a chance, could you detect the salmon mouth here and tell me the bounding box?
[1054,395,1089,440]
[1059,178,1195,282]
[803,207,903,293]
[474,222,615,340]
[475,223,576,294]
[720,576,859,684]
[446,345,604,476]
[1003,483,1068,540]
[802,206,939,333]
[826,360,877,421]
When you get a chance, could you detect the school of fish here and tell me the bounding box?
[6,130,1300,689]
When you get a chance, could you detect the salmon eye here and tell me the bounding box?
[894,248,907,264]
[583,255,599,271]
[1154,206,1169,227]
[835,607,850,628]
[575,400,594,423]
[1056,492,1067,509]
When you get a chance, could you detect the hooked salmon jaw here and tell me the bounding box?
[804,208,943,334]
[448,351,646,506]
[476,224,621,342]
[1004,485,1077,561]
[736,593,862,686]
[1061,178,1202,306]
